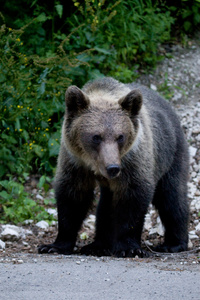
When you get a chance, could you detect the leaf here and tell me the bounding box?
[55,4,63,18]
[0,190,10,200]
[38,175,46,188]
[48,138,60,157]
[94,47,111,55]
[36,13,47,23]
[183,21,192,32]
[38,82,46,95]
[33,145,44,158]
[0,73,6,83]
[1,134,17,144]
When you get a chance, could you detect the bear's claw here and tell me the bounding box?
[38,243,73,255]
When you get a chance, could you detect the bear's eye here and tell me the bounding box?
[92,135,102,145]
[116,134,125,144]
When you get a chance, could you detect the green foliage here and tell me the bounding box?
[0,179,56,224]
[68,0,175,80]
[167,0,200,33]
[107,0,174,66]
[0,17,91,178]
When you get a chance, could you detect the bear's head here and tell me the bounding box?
[63,85,143,180]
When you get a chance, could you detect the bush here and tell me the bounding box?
[0,179,56,224]
[165,0,200,33]
[0,17,92,178]
[68,0,175,80]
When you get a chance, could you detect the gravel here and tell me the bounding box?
[0,35,200,264]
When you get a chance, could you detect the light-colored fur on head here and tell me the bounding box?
[61,77,153,179]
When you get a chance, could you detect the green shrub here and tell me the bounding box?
[68,0,175,81]
[0,179,56,224]
[0,18,91,178]
[166,0,200,33]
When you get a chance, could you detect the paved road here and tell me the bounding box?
[0,254,199,300]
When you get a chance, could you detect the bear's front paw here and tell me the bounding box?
[113,247,148,258]
[38,242,73,255]
[113,241,149,258]
[81,242,111,257]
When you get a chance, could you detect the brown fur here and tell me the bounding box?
[38,77,189,257]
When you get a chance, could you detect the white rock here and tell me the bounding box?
[195,223,200,231]
[149,219,164,236]
[189,146,197,159]
[192,199,200,211]
[173,92,182,101]
[35,220,49,229]
[189,230,199,239]
[1,227,20,241]
[50,221,58,226]
[23,219,34,225]
[36,194,44,200]
[188,239,193,249]
[144,214,152,231]
[0,239,5,249]
[1,224,32,240]
[83,214,96,231]
[46,208,57,217]
[150,84,157,91]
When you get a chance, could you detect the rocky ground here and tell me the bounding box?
[0,36,200,265]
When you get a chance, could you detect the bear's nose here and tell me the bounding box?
[106,164,121,178]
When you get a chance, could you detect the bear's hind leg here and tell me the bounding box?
[38,167,95,255]
[152,166,189,253]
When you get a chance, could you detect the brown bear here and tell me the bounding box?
[38,77,189,257]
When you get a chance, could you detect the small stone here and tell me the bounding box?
[195,223,200,231]
[1,224,32,240]
[150,84,157,91]
[36,194,44,200]
[0,239,5,249]
[189,230,199,239]
[23,241,28,246]
[189,146,197,159]
[188,239,193,249]
[17,259,24,264]
[23,220,34,225]
[144,214,152,231]
[35,220,49,229]
[173,92,182,101]
[1,227,20,241]
[83,214,96,231]
[46,208,57,217]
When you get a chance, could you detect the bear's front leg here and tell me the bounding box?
[81,186,114,256]
[81,183,153,258]
[38,165,95,254]
[110,183,154,258]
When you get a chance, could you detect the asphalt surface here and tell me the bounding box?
[0,254,199,300]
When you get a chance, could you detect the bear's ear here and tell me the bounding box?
[65,86,90,116]
[118,89,143,116]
